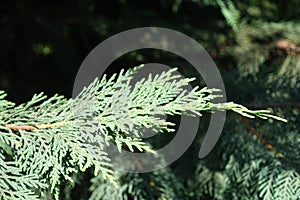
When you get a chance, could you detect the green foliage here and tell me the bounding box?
[1,0,300,199]
[233,20,300,84]
[202,0,240,31]
[0,150,46,200]
[89,165,186,200]
[0,65,286,199]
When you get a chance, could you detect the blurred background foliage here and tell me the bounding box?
[0,0,300,199]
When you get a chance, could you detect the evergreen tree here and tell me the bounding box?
[0,0,299,199]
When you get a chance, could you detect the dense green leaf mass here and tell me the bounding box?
[0,0,299,199]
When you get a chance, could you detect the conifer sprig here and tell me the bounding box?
[0,65,286,199]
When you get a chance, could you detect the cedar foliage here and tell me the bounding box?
[0,0,300,199]
[0,65,285,199]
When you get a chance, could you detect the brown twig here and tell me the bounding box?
[240,116,284,158]
[130,155,143,171]
[0,121,76,131]
[276,39,300,55]
[3,124,37,131]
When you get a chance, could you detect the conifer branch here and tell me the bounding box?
[0,65,287,199]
